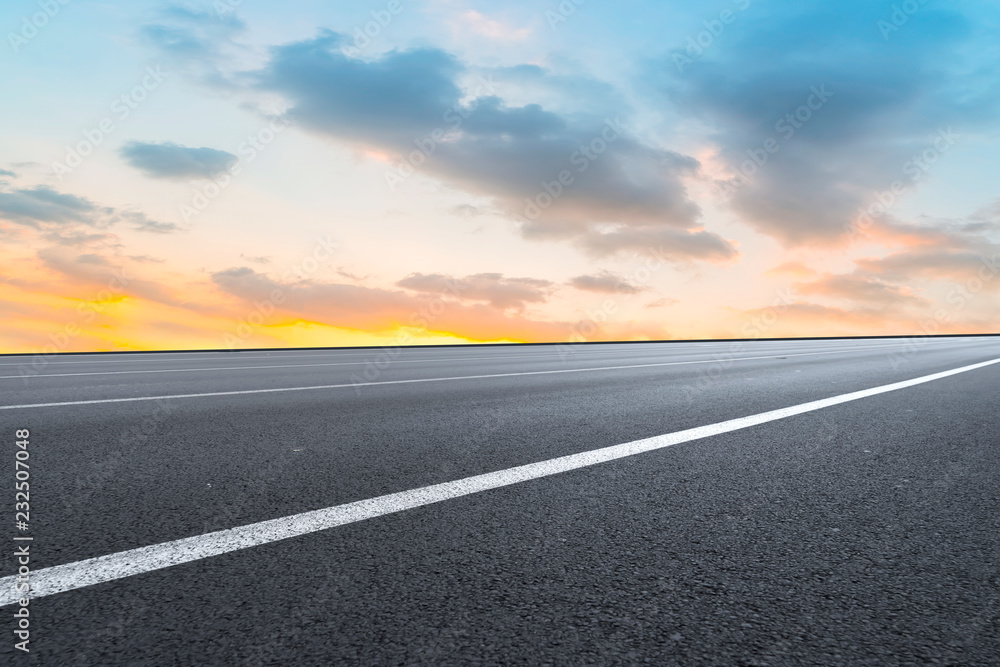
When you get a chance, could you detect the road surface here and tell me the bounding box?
[2,337,999,665]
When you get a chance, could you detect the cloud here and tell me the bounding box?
[397,272,552,310]
[569,271,642,294]
[451,203,488,218]
[132,219,181,234]
[765,261,818,279]
[654,0,1000,245]
[0,185,179,239]
[0,169,16,178]
[0,186,108,228]
[740,302,887,334]
[115,210,182,234]
[862,213,1000,250]
[796,273,930,308]
[454,10,531,42]
[850,212,1000,285]
[120,141,238,180]
[645,298,678,309]
[35,247,179,308]
[38,230,119,247]
[251,33,737,262]
[211,267,572,342]
[335,267,367,282]
[857,248,1000,284]
[140,4,246,83]
[579,227,739,262]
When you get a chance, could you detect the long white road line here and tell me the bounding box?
[0,350,587,369]
[0,344,929,409]
[0,337,978,367]
[0,342,920,380]
[2,356,997,605]
[1,352,666,379]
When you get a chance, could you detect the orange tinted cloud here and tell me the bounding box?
[795,273,930,309]
[764,261,817,279]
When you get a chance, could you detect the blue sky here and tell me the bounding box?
[2,0,999,351]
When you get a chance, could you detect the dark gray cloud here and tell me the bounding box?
[120,141,238,180]
[569,271,642,294]
[0,185,179,238]
[579,227,739,262]
[654,0,1000,245]
[251,32,736,262]
[0,186,106,228]
[396,272,552,310]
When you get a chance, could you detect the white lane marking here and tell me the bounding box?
[0,352,646,379]
[0,350,533,367]
[0,344,929,409]
[0,349,711,367]
[2,356,997,605]
[0,342,916,380]
[0,350,564,367]
[0,338,977,367]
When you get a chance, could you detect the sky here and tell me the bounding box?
[1,0,999,353]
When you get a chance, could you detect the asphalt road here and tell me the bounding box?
[2,337,999,665]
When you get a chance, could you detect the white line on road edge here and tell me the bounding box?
[0,353,604,379]
[0,349,593,369]
[0,344,918,409]
[0,342,906,380]
[1,356,997,605]
[0,337,974,367]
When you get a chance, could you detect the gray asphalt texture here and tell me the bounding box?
[2,337,999,665]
